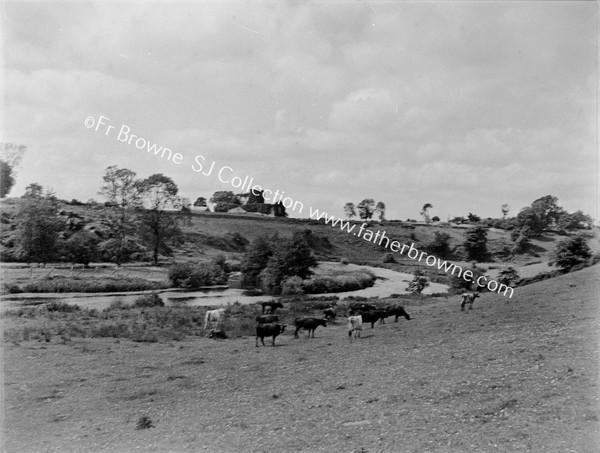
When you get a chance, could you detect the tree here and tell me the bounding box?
[357,199,375,220]
[11,195,62,263]
[259,233,317,295]
[421,203,433,224]
[467,213,481,223]
[210,191,240,212]
[0,143,26,198]
[431,216,440,222]
[464,226,488,261]
[501,204,510,219]
[64,231,99,266]
[23,182,44,199]
[517,195,563,235]
[427,232,451,258]
[408,269,429,294]
[0,161,15,198]
[344,202,356,219]
[137,174,183,265]
[556,210,593,231]
[552,236,592,270]
[98,166,143,265]
[193,197,207,208]
[497,267,520,287]
[375,201,386,221]
[241,235,274,287]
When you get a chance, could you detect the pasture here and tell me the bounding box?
[2,266,599,452]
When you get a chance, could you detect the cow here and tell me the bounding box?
[256,323,287,347]
[262,301,284,314]
[256,314,280,324]
[461,292,480,312]
[204,308,225,330]
[348,315,363,339]
[357,310,389,329]
[385,305,411,322]
[208,329,228,339]
[294,317,327,338]
[323,308,336,323]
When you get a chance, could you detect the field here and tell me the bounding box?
[2,265,598,452]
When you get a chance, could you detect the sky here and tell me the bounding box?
[2,0,598,222]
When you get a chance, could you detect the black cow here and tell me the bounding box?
[323,308,336,322]
[461,292,480,312]
[386,305,411,322]
[256,323,287,347]
[256,314,280,324]
[262,301,284,314]
[357,310,388,328]
[294,317,327,338]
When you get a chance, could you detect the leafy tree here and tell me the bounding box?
[344,202,356,219]
[517,195,563,235]
[64,231,99,266]
[138,174,183,265]
[408,269,429,294]
[357,199,375,220]
[421,203,433,224]
[23,182,44,199]
[467,213,481,223]
[464,226,488,261]
[98,166,143,265]
[259,233,317,295]
[193,197,207,207]
[449,262,487,292]
[0,161,15,198]
[501,204,510,219]
[552,236,592,270]
[556,210,593,231]
[497,267,520,287]
[427,232,451,258]
[375,201,386,221]
[210,191,240,212]
[241,235,274,287]
[431,216,440,222]
[0,143,26,198]
[11,195,62,263]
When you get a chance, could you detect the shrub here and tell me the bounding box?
[407,270,429,294]
[132,293,164,308]
[105,299,130,311]
[552,236,592,270]
[497,267,520,287]
[302,271,376,294]
[427,232,451,258]
[46,301,80,312]
[168,262,227,288]
[340,258,349,265]
[382,253,396,264]
[281,276,304,296]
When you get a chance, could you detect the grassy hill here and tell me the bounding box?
[3,262,598,452]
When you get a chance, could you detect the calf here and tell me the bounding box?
[294,317,327,338]
[256,314,279,324]
[204,308,225,330]
[461,292,480,312]
[256,323,287,347]
[348,315,363,339]
[262,301,284,314]
[208,329,227,339]
[323,308,336,323]
[386,305,411,322]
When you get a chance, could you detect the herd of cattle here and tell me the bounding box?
[204,299,419,346]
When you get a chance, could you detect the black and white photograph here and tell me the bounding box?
[1,1,598,451]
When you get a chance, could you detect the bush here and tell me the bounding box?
[132,293,164,308]
[281,276,304,296]
[552,235,592,270]
[302,271,376,294]
[340,258,349,265]
[168,262,227,288]
[47,301,81,312]
[382,253,396,264]
[407,270,429,294]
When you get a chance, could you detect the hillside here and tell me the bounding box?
[3,263,598,452]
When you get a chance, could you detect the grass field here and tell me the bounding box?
[2,264,598,452]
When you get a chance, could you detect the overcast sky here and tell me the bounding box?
[3,1,597,221]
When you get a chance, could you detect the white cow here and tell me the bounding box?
[347,315,363,339]
[204,308,226,330]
